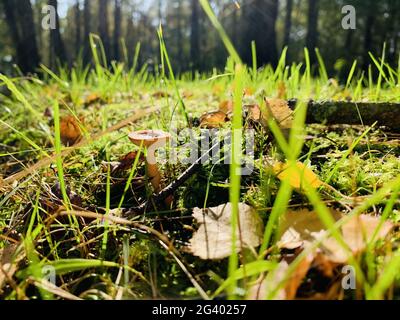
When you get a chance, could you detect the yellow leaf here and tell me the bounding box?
[272,161,324,190]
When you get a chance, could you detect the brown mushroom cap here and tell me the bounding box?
[128,130,171,148]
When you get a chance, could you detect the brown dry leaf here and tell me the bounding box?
[285,254,314,299]
[244,104,261,121]
[152,91,170,98]
[0,244,19,292]
[219,100,233,114]
[182,90,194,99]
[277,209,344,250]
[189,203,264,260]
[60,116,82,146]
[278,210,394,264]
[115,151,144,172]
[261,98,293,130]
[321,214,394,264]
[272,161,324,190]
[83,92,104,106]
[199,111,228,128]
[244,87,255,96]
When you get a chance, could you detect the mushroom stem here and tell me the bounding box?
[147,162,161,192]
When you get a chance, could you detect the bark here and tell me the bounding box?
[305,0,319,66]
[2,0,41,73]
[98,0,110,60]
[190,0,200,72]
[75,0,81,57]
[49,0,68,68]
[283,0,293,48]
[113,0,122,61]
[242,0,279,67]
[83,0,91,65]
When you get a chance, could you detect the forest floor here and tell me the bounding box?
[1,54,400,300]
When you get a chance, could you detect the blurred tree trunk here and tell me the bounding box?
[190,0,200,73]
[2,0,41,73]
[176,0,183,71]
[283,0,293,48]
[242,0,279,67]
[74,0,81,58]
[305,0,319,66]
[49,0,67,68]
[113,0,122,61]
[83,0,91,65]
[99,0,110,60]
[363,3,375,70]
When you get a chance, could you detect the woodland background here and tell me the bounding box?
[0,0,399,77]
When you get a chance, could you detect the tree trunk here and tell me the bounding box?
[305,0,319,66]
[99,0,110,60]
[113,0,122,61]
[190,0,200,73]
[363,13,375,70]
[176,0,183,71]
[2,0,41,73]
[49,0,67,68]
[242,0,279,67]
[283,0,293,48]
[83,0,91,65]
[75,0,81,58]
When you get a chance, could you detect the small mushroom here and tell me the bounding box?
[129,130,171,193]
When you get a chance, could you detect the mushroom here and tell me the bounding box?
[129,130,171,193]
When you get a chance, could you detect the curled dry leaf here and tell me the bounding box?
[60,116,82,146]
[189,203,264,260]
[199,111,228,128]
[272,161,324,190]
[261,98,293,131]
[219,100,233,114]
[244,104,261,121]
[278,209,394,264]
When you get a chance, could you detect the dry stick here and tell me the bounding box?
[122,140,223,217]
[0,106,160,189]
[60,210,210,300]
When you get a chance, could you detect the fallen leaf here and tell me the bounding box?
[219,100,233,114]
[189,203,264,260]
[278,210,394,264]
[244,87,255,96]
[199,111,228,128]
[60,116,82,146]
[83,92,104,107]
[152,91,170,98]
[272,161,324,190]
[244,104,261,121]
[114,151,144,172]
[261,98,293,130]
[277,209,343,250]
[321,214,394,263]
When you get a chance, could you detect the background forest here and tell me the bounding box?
[0,0,399,77]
